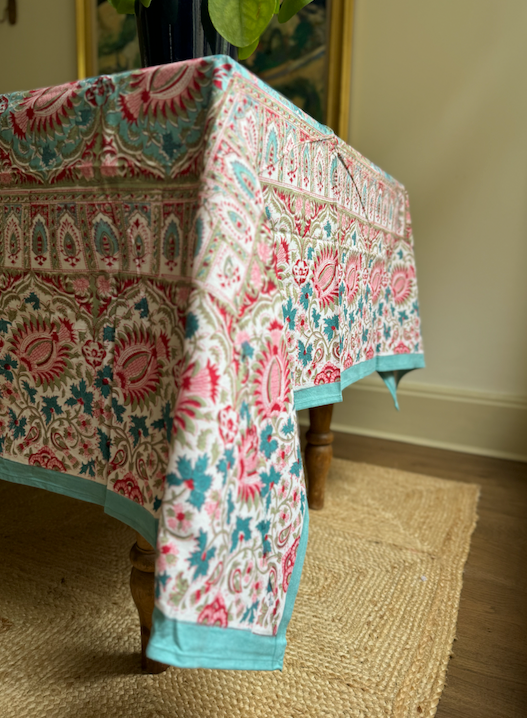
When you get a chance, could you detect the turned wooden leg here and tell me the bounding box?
[129,533,169,674]
[305,403,334,510]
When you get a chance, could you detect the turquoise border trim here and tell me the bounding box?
[146,506,310,670]
[0,455,157,546]
[293,353,425,411]
[104,490,158,548]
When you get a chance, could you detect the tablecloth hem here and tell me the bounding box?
[0,455,158,547]
[146,507,310,670]
[293,353,425,410]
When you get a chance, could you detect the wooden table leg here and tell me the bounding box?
[305,403,334,510]
[129,532,169,674]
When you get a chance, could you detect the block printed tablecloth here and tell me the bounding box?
[0,57,424,669]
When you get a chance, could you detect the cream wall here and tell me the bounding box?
[300,0,527,460]
[0,0,77,94]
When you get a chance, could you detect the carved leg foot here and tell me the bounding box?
[129,533,169,674]
[305,404,334,510]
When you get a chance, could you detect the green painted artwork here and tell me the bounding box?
[97,0,141,75]
[241,0,327,124]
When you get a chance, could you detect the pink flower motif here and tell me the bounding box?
[205,499,221,522]
[254,337,291,419]
[197,595,229,628]
[72,276,90,296]
[96,276,112,297]
[313,247,340,308]
[113,472,144,505]
[250,260,263,291]
[167,503,193,534]
[369,260,386,303]
[391,265,415,304]
[282,536,300,592]
[218,405,238,445]
[273,237,290,281]
[314,363,340,385]
[28,446,66,472]
[119,63,207,123]
[365,346,375,360]
[345,253,362,304]
[10,82,80,139]
[10,317,75,388]
[173,359,220,432]
[157,542,178,573]
[292,259,309,285]
[82,340,106,368]
[114,328,161,407]
[236,425,262,502]
[393,342,410,354]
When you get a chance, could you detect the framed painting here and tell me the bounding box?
[76,0,354,141]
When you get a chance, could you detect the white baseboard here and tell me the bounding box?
[297,378,527,462]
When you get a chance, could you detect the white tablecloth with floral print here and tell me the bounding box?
[0,56,424,669]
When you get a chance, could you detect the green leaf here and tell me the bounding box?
[140,0,152,6]
[107,0,136,14]
[274,0,281,12]
[238,38,260,60]
[209,0,275,48]
[277,0,314,24]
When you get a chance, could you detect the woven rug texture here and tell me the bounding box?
[0,459,479,718]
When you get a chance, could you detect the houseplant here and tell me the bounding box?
[108,0,314,63]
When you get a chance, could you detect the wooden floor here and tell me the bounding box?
[314,431,527,718]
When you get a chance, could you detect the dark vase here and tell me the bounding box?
[134,0,237,67]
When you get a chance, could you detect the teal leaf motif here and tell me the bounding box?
[152,401,173,443]
[242,599,259,625]
[188,529,216,580]
[98,428,111,462]
[95,366,113,398]
[134,297,149,319]
[112,397,125,423]
[80,460,96,478]
[22,381,37,405]
[0,354,18,383]
[103,326,115,342]
[188,455,213,511]
[323,315,339,342]
[256,519,271,556]
[185,312,199,339]
[216,447,235,483]
[65,379,94,416]
[231,516,252,551]
[227,490,235,525]
[298,340,312,368]
[299,282,312,310]
[282,297,297,331]
[8,409,26,440]
[42,396,63,425]
[24,292,40,310]
[130,416,149,448]
[260,424,278,459]
[241,341,254,360]
[259,465,280,500]
[282,417,295,435]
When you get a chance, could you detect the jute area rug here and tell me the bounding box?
[0,459,479,718]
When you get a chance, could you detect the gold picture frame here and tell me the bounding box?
[76,0,354,141]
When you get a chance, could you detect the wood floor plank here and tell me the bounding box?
[305,430,527,718]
